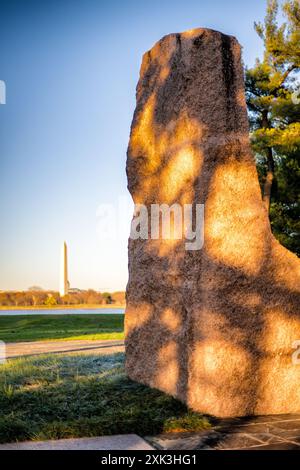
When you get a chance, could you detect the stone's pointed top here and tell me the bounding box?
[143,27,240,59]
[181,27,208,38]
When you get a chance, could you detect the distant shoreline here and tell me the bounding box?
[0,304,126,311]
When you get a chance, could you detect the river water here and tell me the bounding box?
[0,308,125,316]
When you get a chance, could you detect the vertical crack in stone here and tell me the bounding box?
[221,33,236,131]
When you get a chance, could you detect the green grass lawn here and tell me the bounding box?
[0,314,124,343]
[0,352,211,443]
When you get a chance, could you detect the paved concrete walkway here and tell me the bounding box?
[0,434,153,450]
[147,414,300,450]
[2,417,300,450]
[6,339,125,359]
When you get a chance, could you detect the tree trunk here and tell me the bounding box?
[261,111,275,213]
[263,146,275,212]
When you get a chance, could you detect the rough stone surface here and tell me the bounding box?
[125,28,300,417]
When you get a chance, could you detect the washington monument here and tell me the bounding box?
[59,241,69,297]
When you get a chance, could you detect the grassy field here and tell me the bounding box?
[0,314,124,343]
[0,352,211,443]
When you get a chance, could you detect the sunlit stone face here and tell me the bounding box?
[125,28,300,417]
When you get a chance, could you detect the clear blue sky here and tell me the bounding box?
[0,0,270,291]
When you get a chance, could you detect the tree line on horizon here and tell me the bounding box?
[0,289,126,307]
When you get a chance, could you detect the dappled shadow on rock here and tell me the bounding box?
[125,28,300,418]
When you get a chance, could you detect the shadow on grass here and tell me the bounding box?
[0,352,211,443]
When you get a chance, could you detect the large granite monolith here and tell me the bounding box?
[125,28,300,417]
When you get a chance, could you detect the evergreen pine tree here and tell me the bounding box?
[246,0,300,255]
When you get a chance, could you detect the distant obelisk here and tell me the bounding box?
[59,241,69,297]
